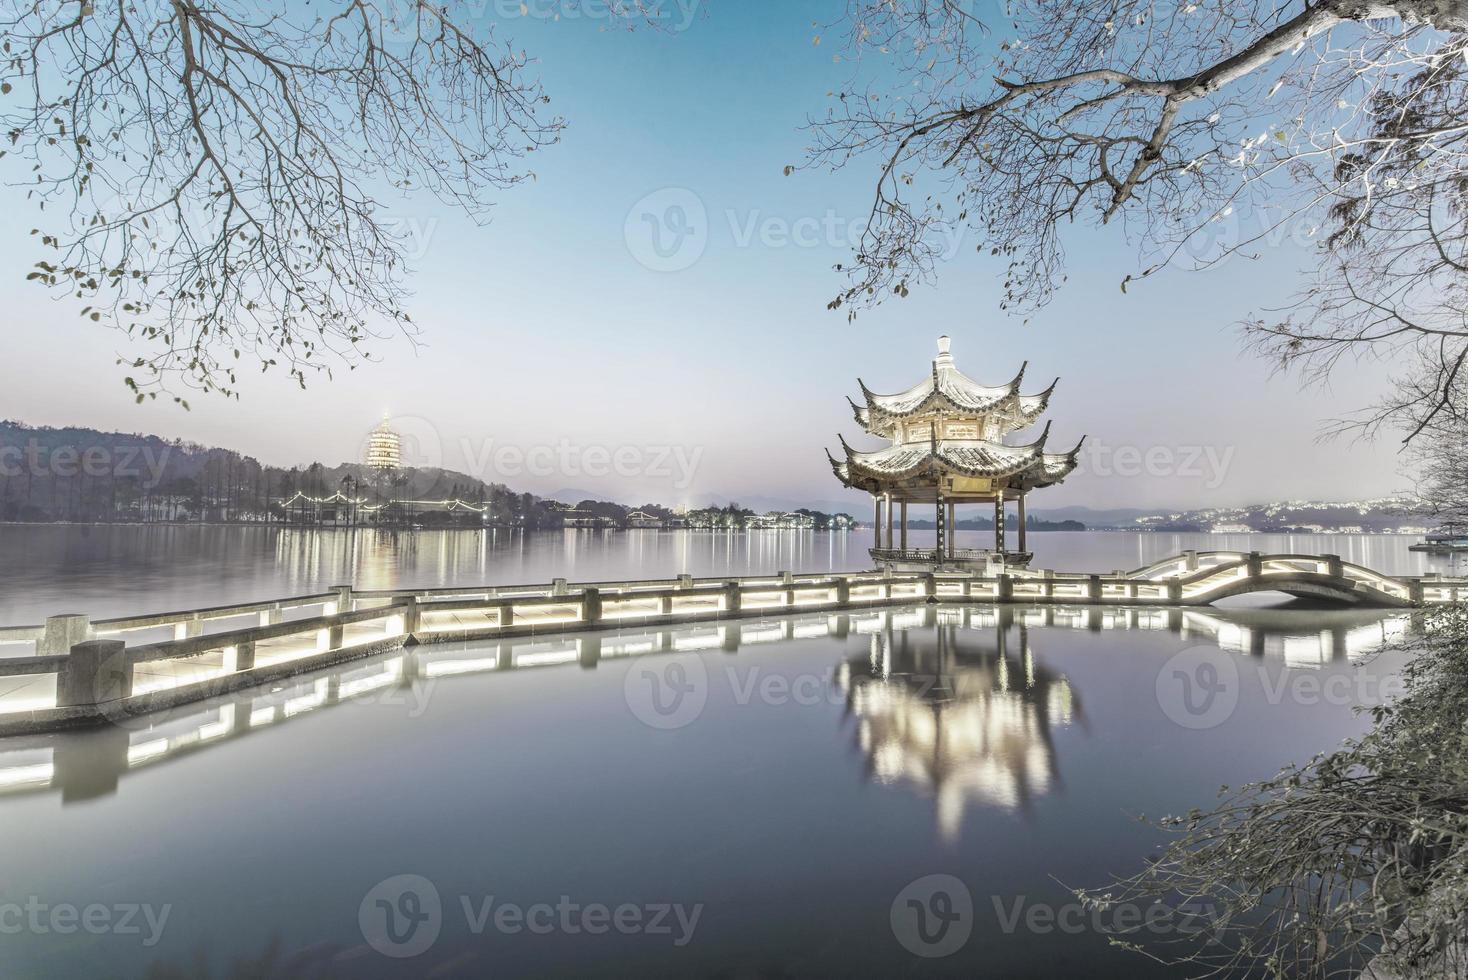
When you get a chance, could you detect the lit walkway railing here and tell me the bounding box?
[0,553,1459,736]
[0,604,1412,803]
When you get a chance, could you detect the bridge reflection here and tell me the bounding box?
[0,604,1411,805]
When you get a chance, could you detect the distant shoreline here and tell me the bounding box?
[0,521,1429,536]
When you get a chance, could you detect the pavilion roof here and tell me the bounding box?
[850,340,1059,438]
[828,423,1084,493]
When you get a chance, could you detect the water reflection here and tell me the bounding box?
[841,617,1078,840]
[0,602,1412,812]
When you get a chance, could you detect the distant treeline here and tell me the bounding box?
[0,421,853,530]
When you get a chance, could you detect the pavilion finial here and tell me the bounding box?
[935,335,953,367]
[937,335,951,355]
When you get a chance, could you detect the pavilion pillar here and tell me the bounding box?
[946,500,956,557]
[994,497,1005,554]
[935,495,946,561]
[872,495,881,551]
[884,492,893,550]
[1018,494,1028,553]
[899,502,908,551]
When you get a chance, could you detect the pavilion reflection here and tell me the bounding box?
[839,612,1078,840]
[0,603,1411,806]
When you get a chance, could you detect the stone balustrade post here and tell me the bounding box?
[1247,552,1264,577]
[723,581,742,615]
[582,589,603,624]
[41,614,91,657]
[997,574,1014,602]
[1087,575,1102,602]
[401,596,421,634]
[1324,554,1344,578]
[230,640,256,672]
[1167,579,1183,604]
[1183,550,1199,572]
[835,578,851,607]
[551,578,569,597]
[57,639,132,710]
[332,584,354,613]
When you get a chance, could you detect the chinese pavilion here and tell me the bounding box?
[828,336,1084,569]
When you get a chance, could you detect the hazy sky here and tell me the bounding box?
[0,1,1412,513]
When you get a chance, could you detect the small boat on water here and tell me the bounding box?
[1410,524,1468,554]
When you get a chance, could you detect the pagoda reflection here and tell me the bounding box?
[838,614,1079,840]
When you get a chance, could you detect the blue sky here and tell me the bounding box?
[0,0,1409,512]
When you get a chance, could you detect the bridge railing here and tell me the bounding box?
[0,571,943,733]
[2,556,1462,735]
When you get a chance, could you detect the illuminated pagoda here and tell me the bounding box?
[828,336,1084,569]
[364,415,402,472]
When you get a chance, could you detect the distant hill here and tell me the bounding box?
[0,421,853,528]
[1123,497,1428,533]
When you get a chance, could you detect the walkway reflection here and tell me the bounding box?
[0,603,1411,806]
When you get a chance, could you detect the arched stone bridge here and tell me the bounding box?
[1112,551,1456,608]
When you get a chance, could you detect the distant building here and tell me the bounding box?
[626,510,664,529]
[364,416,402,471]
[747,511,816,530]
[1210,523,1253,534]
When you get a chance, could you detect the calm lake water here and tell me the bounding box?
[0,527,1433,977]
[0,525,1452,624]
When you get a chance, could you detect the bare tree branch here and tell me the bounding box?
[810,1,1468,441]
[1,0,564,402]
